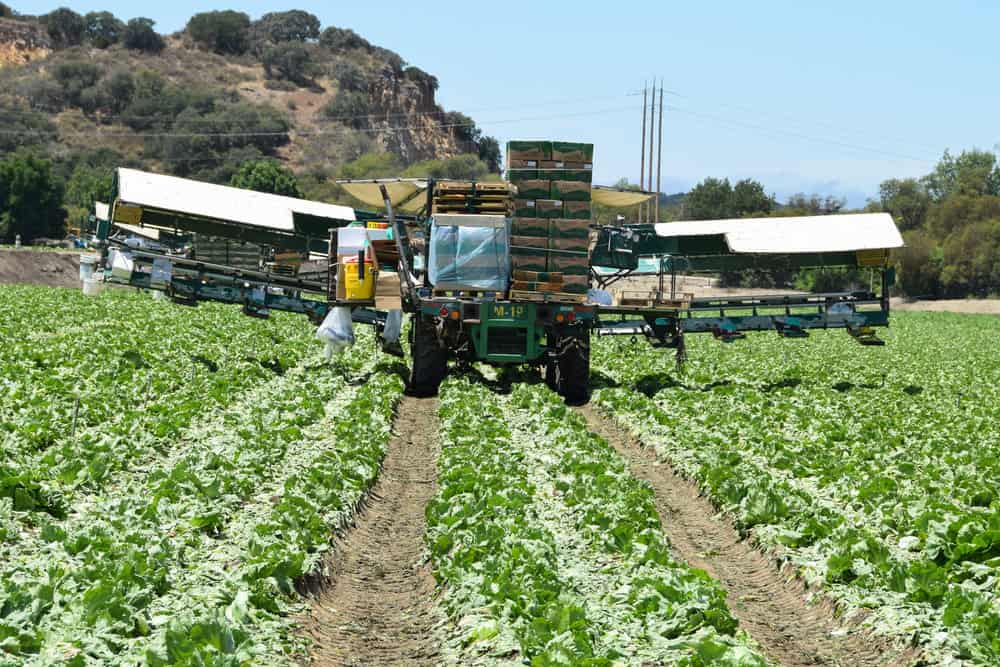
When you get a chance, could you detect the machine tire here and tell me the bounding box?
[550,326,590,405]
[544,356,559,391]
[408,315,448,397]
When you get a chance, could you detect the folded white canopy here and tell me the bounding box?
[115,168,356,232]
[653,213,903,254]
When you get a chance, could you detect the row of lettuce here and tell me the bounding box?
[590,312,1000,665]
[0,287,405,665]
[426,376,769,666]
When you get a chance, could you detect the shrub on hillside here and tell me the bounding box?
[52,61,100,107]
[321,91,370,128]
[336,152,402,179]
[84,11,124,49]
[320,26,371,52]
[103,70,135,113]
[262,43,317,86]
[404,66,438,93]
[18,79,66,112]
[254,10,320,43]
[42,8,85,48]
[0,106,56,152]
[187,10,251,55]
[230,160,303,198]
[403,154,489,181]
[123,18,164,53]
[332,61,368,92]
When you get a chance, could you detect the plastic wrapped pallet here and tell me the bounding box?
[427,215,510,291]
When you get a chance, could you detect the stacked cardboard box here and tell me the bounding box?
[507,140,593,298]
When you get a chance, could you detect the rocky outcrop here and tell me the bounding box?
[0,18,51,67]
[367,67,461,163]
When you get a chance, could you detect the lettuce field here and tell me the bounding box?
[1,284,998,666]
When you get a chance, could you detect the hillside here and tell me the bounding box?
[0,6,496,220]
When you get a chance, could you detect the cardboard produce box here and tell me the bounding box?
[506,169,539,182]
[511,235,548,250]
[548,253,589,276]
[508,159,538,169]
[548,219,590,239]
[561,275,589,294]
[551,141,594,162]
[563,201,592,218]
[539,169,593,184]
[515,179,552,200]
[563,161,593,171]
[511,252,547,273]
[511,217,550,237]
[538,160,565,169]
[507,140,552,161]
[550,180,591,202]
[549,237,590,254]
[536,199,565,219]
[513,199,537,217]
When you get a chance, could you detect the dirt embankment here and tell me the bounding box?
[890,297,1000,315]
[0,249,83,289]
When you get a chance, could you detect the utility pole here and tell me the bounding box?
[648,80,656,223]
[655,80,664,223]
[639,82,647,224]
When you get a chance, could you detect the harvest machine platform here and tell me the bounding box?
[90,164,903,404]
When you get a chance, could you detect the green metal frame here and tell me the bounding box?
[469,303,545,363]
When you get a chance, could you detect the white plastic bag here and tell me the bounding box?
[587,288,613,306]
[317,307,355,358]
[383,309,403,345]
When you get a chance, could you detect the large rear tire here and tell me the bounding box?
[549,326,590,405]
[408,315,448,397]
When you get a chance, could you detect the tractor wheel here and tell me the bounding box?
[407,315,448,397]
[550,326,591,405]
[544,356,559,391]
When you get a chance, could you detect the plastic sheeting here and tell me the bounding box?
[427,217,510,291]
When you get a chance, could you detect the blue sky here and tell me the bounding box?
[15,1,1000,205]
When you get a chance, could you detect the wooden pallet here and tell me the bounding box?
[510,289,586,304]
[432,289,504,300]
[432,205,511,215]
[436,181,510,194]
[513,270,563,282]
[511,280,564,292]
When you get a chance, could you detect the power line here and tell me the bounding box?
[0,91,639,126]
[667,104,936,164]
[0,104,636,139]
[660,85,945,158]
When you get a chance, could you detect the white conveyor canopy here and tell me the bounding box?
[654,213,903,254]
[114,168,356,233]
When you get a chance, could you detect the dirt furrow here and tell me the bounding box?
[302,396,443,667]
[576,404,917,667]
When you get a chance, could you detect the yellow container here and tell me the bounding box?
[343,261,377,300]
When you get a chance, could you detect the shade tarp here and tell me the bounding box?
[591,187,655,208]
[115,168,356,233]
[654,213,903,254]
[339,181,427,214]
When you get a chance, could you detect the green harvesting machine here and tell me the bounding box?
[91,142,904,403]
